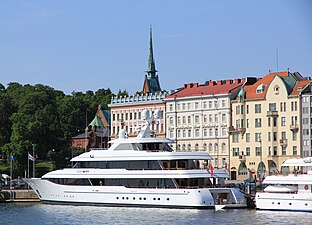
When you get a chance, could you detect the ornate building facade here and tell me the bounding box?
[229,71,312,181]
[164,78,256,170]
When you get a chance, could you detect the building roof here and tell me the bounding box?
[290,80,312,96]
[244,71,309,99]
[72,128,109,139]
[166,78,247,99]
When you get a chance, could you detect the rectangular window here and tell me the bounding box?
[273,146,278,156]
[222,113,226,123]
[209,101,212,108]
[273,132,277,141]
[222,127,227,136]
[255,104,261,113]
[188,129,191,137]
[292,131,297,141]
[195,115,200,124]
[293,146,297,156]
[303,107,309,114]
[177,116,181,125]
[282,146,286,156]
[256,147,262,156]
[246,147,250,156]
[232,148,239,156]
[169,104,173,111]
[222,100,226,108]
[255,118,262,127]
[269,103,276,111]
[246,119,249,128]
[209,114,213,123]
[182,103,186,110]
[273,117,277,127]
[182,116,186,124]
[203,101,207,109]
[214,114,218,123]
[188,116,191,124]
[268,132,271,142]
[268,117,271,127]
[281,117,286,126]
[195,102,199,109]
[246,105,249,114]
[246,133,250,142]
[236,105,240,115]
[255,133,262,142]
[232,134,239,143]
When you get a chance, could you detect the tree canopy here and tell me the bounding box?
[0,83,115,176]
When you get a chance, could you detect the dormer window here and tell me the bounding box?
[256,84,266,94]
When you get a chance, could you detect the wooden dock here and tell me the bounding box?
[0,189,39,203]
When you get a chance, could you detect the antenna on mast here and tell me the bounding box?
[276,48,279,72]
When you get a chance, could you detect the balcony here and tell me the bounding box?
[279,138,288,147]
[267,111,278,117]
[290,124,299,131]
[228,126,246,134]
[239,155,246,162]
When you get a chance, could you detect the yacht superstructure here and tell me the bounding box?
[256,157,312,212]
[25,109,245,209]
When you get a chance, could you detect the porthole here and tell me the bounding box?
[289,203,292,205]
[133,197,135,200]
[126,197,129,200]
[153,198,156,200]
[139,197,142,200]
[167,198,170,201]
[143,197,146,200]
[122,197,124,200]
[158,198,160,200]
[272,202,274,204]
[278,202,280,205]
[305,203,308,206]
[116,197,119,200]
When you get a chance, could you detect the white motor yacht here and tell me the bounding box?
[25,109,246,209]
[256,157,312,212]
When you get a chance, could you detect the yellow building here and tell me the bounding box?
[229,71,312,181]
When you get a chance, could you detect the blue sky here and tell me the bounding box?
[0,0,311,95]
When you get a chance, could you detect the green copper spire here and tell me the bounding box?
[147,26,157,78]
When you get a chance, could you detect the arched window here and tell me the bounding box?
[177,144,181,151]
[182,144,186,151]
[203,143,207,151]
[209,143,213,153]
[222,143,226,153]
[256,84,266,94]
[195,143,199,151]
[214,143,219,153]
[187,144,192,151]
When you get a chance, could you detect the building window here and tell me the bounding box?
[209,101,212,108]
[273,117,277,127]
[209,143,213,153]
[187,144,191,151]
[177,130,181,138]
[222,100,226,108]
[255,133,262,142]
[169,130,173,138]
[246,133,250,142]
[233,134,239,143]
[273,132,277,141]
[293,146,297,156]
[203,101,207,109]
[222,143,226,153]
[177,116,181,125]
[303,129,309,135]
[203,115,207,124]
[246,119,249,128]
[183,130,186,138]
[255,147,262,156]
[195,144,199,151]
[269,103,276,112]
[209,114,213,123]
[303,107,309,114]
[222,113,226,123]
[282,146,286,156]
[214,114,219,123]
[195,115,200,124]
[255,118,262,127]
[169,117,174,126]
[209,128,213,137]
[255,104,261,113]
[222,127,227,136]
[281,117,286,127]
[182,144,186,151]
[182,103,186,110]
[203,143,207,151]
[246,147,250,156]
[188,116,191,124]
[292,131,297,141]
[195,129,200,137]
[232,148,239,156]
[268,132,271,142]
[273,146,278,156]
[195,102,199,109]
[268,117,271,127]
[187,103,191,110]
[203,129,208,137]
[215,128,218,137]
[169,104,173,111]
[214,144,218,153]
[256,84,266,94]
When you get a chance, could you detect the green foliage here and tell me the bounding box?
[0,82,120,177]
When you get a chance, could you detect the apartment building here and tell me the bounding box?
[165,78,256,170]
[229,71,312,181]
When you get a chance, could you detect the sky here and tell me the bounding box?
[0,0,312,95]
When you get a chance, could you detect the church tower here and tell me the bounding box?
[142,27,161,94]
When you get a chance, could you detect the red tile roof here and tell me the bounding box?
[290,80,312,96]
[244,73,277,99]
[166,78,246,99]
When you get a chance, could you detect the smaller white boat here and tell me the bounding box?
[256,157,312,212]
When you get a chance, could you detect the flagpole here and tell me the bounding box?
[32,145,35,178]
[10,152,13,189]
[28,151,30,178]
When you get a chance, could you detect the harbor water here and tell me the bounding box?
[1,203,311,225]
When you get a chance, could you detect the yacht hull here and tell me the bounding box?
[256,192,312,212]
[25,178,246,209]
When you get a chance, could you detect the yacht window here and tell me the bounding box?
[114,143,136,150]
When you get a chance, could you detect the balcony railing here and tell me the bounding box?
[228,126,246,134]
[290,124,299,131]
[267,111,278,117]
